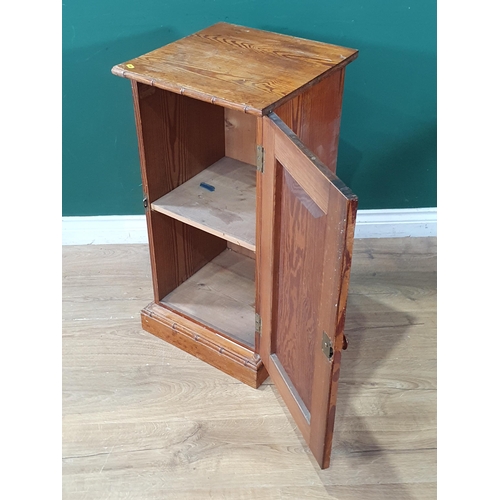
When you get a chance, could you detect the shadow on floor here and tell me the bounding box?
[270,274,431,498]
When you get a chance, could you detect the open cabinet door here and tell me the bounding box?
[259,112,357,469]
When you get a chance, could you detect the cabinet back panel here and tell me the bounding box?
[224,109,257,166]
[133,82,225,202]
[272,162,327,413]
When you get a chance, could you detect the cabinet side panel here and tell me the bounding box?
[274,69,345,173]
[131,82,226,300]
[133,82,225,199]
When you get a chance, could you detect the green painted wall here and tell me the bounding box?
[62,0,436,215]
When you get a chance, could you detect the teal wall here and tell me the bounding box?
[62,1,436,215]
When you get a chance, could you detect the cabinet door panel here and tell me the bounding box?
[259,113,357,468]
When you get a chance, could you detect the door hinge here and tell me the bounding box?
[143,195,148,209]
[322,331,333,360]
[256,145,264,173]
[255,313,262,335]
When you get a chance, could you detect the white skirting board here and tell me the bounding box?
[62,208,437,245]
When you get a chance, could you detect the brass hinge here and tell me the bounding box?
[256,145,264,173]
[321,331,333,360]
[255,313,262,335]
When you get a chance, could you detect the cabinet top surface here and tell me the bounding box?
[112,22,358,115]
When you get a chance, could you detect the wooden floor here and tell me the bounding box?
[62,237,436,500]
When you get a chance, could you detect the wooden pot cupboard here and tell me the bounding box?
[112,22,358,469]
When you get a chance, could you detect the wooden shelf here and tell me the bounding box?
[151,157,256,251]
[161,249,255,348]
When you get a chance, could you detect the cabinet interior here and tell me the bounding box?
[161,247,256,348]
[138,83,258,349]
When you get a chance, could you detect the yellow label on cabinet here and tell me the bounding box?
[126,64,135,69]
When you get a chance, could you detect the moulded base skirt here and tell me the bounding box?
[141,302,268,389]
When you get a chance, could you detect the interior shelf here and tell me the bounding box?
[161,248,256,348]
[151,157,256,251]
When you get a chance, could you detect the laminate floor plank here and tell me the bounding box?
[62,237,436,499]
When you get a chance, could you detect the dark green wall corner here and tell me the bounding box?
[62,0,436,215]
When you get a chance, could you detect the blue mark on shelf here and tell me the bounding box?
[200,182,215,192]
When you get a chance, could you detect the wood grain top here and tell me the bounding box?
[112,22,358,115]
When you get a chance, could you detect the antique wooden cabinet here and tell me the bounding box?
[112,22,358,469]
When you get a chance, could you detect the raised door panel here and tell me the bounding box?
[259,112,357,468]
